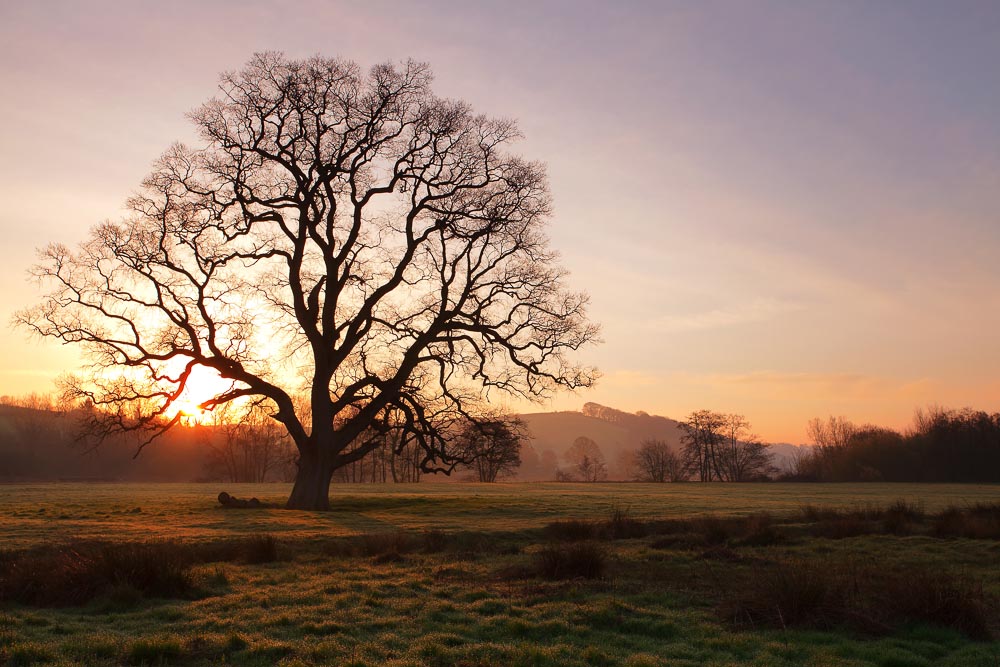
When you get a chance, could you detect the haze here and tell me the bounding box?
[2,0,999,443]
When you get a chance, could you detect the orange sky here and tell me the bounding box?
[3,1,1000,443]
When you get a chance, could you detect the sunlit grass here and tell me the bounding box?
[3,482,999,548]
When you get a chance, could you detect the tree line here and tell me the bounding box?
[787,407,1000,482]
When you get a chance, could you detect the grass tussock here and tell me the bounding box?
[0,533,283,607]
[543,519,598,541]
[124,637,184,666]
[722,558,991,640]
[933,503,1000,540]
[534,542,606,580]
[0,542,193,607]
[605,505,648,539]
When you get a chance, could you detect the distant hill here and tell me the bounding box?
[517,403,684,476]
[516,402,809,479]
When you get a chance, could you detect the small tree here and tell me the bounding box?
[632,438,685,482]
[679,410,727,481]
[454,416,526,482]
[564,436,607,482]
[716,414,774,481]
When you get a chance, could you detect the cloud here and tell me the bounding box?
[648,297,800,333]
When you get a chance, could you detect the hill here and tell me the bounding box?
[517,402,808,479]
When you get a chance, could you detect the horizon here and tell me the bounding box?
[3,1,1000,443]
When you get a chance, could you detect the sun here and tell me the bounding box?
[163,366,235,425]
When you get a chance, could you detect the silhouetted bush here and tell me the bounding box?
[534,542,606,580]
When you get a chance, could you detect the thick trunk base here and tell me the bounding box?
[286,456,333,510]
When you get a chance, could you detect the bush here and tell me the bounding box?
[534,542,606,580]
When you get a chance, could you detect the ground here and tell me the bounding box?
[2,482,999,666]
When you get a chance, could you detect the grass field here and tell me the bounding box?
[2,482,1000,666]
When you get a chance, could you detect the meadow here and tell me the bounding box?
[2,482,1000,666]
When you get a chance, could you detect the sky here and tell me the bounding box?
[2,0,999,443]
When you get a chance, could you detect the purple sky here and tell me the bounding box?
[3,1,1000,441]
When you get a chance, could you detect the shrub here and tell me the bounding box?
[534,542,606,580]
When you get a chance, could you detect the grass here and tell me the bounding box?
[0,482,999,666]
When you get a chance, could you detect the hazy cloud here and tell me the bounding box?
[648,297,800,333]
[691,371,936,401]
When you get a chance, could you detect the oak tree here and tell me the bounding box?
[18,53,598,509]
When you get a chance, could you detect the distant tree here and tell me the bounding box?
[632,438,685,482]
[716,414,775,481]
[807,416,857,450]
[679,410,727,481]
[16,53,598,510]
[538,449,560,480]
[563,436,608,482]
[203,403,297,483]
[454,416,526,482]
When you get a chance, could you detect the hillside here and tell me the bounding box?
[517,402,808,478]
[517,403,685,477]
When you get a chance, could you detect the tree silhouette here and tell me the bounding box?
[17,53,598,509]
[632,438,685,482]
[564,436,607,482]
[454,416,526,482]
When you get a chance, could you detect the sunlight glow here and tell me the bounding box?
[163,366,236,425]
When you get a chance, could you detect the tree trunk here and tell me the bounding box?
[286,449,334,511]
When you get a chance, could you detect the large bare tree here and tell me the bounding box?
[17,53,598,509]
